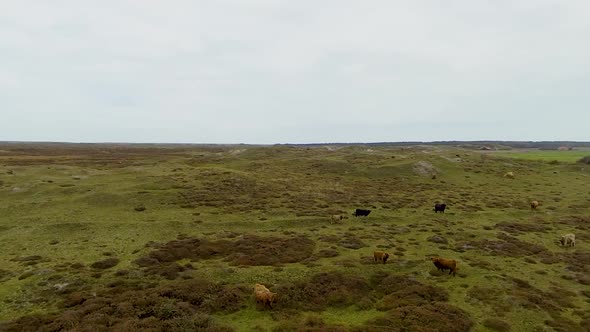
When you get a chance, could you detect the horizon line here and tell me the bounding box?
[1,140,589,146]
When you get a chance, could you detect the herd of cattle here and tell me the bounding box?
[254,201,578,309]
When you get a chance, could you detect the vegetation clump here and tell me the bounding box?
[338,236,366,249]
[494,221,548,234]
[272,314,347,332]
[454,233,548,257]
[376,279,448,310]
[135,235,315,274]
[0,279,244,331]
[0,269,13,282]
[357,303,473,332]
[483,318,511,331]
[275,272,370,311]
[90,258,120,270]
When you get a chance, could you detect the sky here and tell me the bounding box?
[1,1,589,144]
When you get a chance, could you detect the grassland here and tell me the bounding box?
[0,143,589,331]
[492,148,590,162]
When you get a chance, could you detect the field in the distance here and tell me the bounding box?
[492,149,590,162]
[0,143,589,331]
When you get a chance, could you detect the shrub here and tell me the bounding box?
[356,303,473,332]
[91,258,120,270]
[135,235,316,273]
[483,318,511,331]
[1,278,243,331]
[275,272,370,311]
[377,283,448,310]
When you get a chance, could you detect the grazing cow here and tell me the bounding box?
[434,203,447,213]
[254,283,276,309]
[530,200,540,209]
[353,209,371,217]
[430,257,458,276]
[559,233,576,247]
[504,171,514,179]
[374,251,390,264]
[330,215,344,224]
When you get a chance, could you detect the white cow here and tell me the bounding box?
[559,233,576,247]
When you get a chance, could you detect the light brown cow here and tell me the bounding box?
[504,171,514,179]
[431,257,458,276]
[559,233,576,247]
[530,200,540,209]
[374,251,390,264]
[330,215,344,224]
[254,283,276,309]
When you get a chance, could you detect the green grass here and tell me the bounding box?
[0,144,589,331]
[492,149,590,162]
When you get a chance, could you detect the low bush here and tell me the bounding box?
[483,318,511,331]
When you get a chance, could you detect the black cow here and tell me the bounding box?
[434,203,447,213]
[353,209,371,217]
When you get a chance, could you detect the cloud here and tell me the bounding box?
[1,1,589,143]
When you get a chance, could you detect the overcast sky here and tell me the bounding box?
[1,1,589,144]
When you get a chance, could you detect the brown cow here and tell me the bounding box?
[254,283,276,309]
[374,251,390,264]
[530,200,540,209]
[431,257,458,276]
[330,215,344,224]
